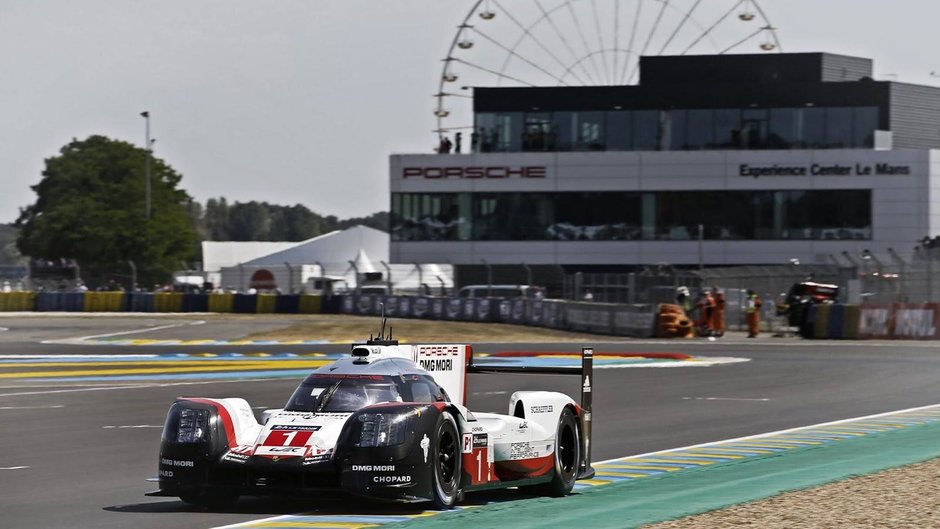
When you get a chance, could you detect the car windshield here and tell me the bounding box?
[285,375,403,413]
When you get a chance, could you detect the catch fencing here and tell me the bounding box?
[338,294,659,338]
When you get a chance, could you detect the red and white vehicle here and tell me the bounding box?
[148,325,595,508]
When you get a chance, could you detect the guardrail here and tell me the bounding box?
[337,294,659,338]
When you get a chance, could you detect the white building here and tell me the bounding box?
[389,53,940,287]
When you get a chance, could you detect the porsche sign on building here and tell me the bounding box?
[390,53,940,272]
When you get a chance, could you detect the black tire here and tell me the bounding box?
[430,413,461,509]
[541,406,580,497]
[179,489,239,508]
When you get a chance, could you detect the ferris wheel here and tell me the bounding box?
[434,0,782,137]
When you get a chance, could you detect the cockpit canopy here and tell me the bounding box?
[285,373,448,413]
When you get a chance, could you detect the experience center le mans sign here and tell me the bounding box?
[399,163,912,179]
[402,166,547,179]
[740,163,911,177]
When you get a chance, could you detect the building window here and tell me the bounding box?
[474,112,523,152]
[606,111,633,150]
[633,110,660,150]
[553,111,577,151]
[392,191,871,242]
[523,112,554,151]
[667,110,688,151]
[686,109,715,150]
[553,192,642,240]
[390,193,470,242]
[854,106,878,148]
[714,108,742,149]
[741,109,769,149]
[475,106,880,152]
[769,108,798,149]
[799,107,827,148]
[825,107,854,148]
[472,193,553,240]
[577,111,606,151]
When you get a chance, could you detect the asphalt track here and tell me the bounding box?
[1,315,940,528]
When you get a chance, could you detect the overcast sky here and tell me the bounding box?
[1,0,937,224]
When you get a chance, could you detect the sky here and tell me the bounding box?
[1,0,938,224]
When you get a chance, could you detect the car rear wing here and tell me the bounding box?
[467,347,595,480]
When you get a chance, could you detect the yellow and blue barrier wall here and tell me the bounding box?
[3,292,328,314]
[0,292,36,311]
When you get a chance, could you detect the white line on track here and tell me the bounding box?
[102,425,162,429]
[599,357,750,368]
[682,397,770,402]
[0,466,29,470]
[40,320,207,345]
[0,405,65,410]
[0,327,8,332]
[595,402,940,464]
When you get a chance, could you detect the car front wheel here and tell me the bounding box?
[430,413,461,509]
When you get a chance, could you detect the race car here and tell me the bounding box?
[147,324,595,509]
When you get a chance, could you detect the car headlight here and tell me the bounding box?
[357,412,410,447]
[177,408,210,444]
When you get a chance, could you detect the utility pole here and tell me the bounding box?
[141,111,152,220]
[698,224,705,271]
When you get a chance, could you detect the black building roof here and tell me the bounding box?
[640,52,873,86]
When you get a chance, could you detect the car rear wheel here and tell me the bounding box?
[431,413,461,509]
[542,406,580,496]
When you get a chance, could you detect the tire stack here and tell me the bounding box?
[656,304,694,338]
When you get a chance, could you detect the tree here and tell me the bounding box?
[228,201,272,241]
[16,135,199,287]
[336,211,389,232]
[204,197,231,240]
[0,224,23,265]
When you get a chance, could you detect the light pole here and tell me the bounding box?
[140,111,152,220]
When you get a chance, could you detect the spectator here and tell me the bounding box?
[438,136,453,154]
[710,286,725,337]
[676,286,693,316]
[696,290,716,336]
[746,289,763,338]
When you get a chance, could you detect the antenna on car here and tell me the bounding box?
[378,303,387,340]
[366,303,398,346]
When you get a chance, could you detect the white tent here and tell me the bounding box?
[350,248,377,274]
[213,225,453,293]
[202,241,300,273]
[244,225,387,275]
